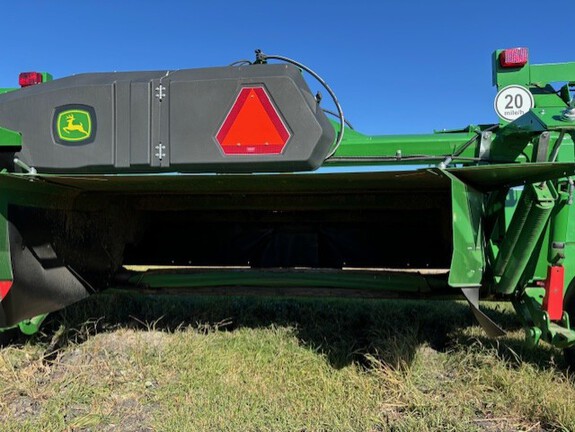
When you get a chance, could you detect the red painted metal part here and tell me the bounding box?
[542,265,564,321]
[0,280,12,300]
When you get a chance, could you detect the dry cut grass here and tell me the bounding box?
[0,293,574,431]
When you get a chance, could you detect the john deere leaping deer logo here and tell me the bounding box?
[63,114,89,136]
[56,109,93,143]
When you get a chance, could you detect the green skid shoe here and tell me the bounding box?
[0,313,48,337]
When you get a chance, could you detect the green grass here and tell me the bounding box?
[1,293,575,431]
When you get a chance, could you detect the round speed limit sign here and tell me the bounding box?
[494,85,534,122]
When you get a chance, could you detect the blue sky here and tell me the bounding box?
[1,1,571,135]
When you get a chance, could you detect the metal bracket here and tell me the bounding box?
[13,158,37,175]
[535,131,550,162]
[155,84,166,102]
[513,288,575,349]
[155,143,166,160]
[479,131,493,161]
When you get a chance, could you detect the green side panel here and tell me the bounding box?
[0,126,21,147]
[445,173,484,288]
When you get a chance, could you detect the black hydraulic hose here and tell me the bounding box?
[254,50,345,160]
[229,60,252,67]
[323,108,354,130]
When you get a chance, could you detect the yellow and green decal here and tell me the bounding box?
[53,105,95,144]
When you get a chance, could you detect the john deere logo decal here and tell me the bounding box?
[53,105,96,144]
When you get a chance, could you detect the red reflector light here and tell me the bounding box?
[499,48,529,68]
[19,72,44,87]
[0,280,12,300]
[216,86,290,155]
[542,265,564,321]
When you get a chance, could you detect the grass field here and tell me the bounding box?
[1,292,575,431]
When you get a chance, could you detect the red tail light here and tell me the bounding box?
[499,48,529,68]
[19,72,44,87]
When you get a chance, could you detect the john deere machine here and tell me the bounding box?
[1,47,575,362]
